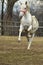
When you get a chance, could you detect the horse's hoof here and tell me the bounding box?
[18,39,21,42]
[27,47,30,50]
[28,34,31,38]
[18,40,21,42]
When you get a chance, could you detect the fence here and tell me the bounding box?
[0,20,43,36]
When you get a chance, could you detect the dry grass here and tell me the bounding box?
[0,36,43,65]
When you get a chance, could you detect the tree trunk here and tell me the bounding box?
[7,0,17,20]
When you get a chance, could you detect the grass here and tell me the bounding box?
[0,36,43,65]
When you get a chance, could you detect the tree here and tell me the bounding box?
[7,0,17,20]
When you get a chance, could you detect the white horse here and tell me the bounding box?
[18,1,39,49]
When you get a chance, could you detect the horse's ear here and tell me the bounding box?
[25,1,27,5]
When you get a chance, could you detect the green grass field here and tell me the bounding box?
[0,36,43,65]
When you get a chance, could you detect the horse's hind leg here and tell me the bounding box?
[27,33,35,50]
[18,24,23,42]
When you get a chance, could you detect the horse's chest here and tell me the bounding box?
[21,16,32,26]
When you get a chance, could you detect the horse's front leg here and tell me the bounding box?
[28,25,32,32]
[18,24,23,42]
[27,33,35,50]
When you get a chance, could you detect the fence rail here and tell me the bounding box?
[0,20,43,36]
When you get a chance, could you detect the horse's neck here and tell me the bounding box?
[24,11,31,18]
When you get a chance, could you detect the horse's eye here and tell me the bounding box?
[25,1,27,5]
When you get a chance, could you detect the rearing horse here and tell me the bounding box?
[18,1,39,49]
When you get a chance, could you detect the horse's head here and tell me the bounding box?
[19,1,29,19]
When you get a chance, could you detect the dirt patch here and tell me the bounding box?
[0,36,43,65]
